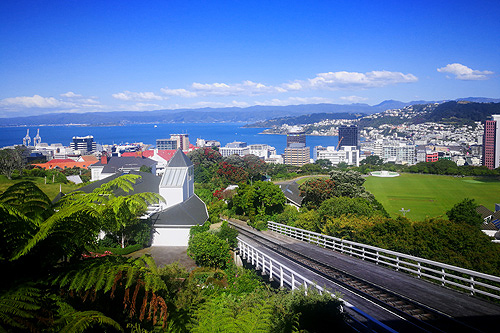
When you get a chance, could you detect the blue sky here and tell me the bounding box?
[0,0,499,117]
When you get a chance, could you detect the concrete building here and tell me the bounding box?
[196,138,221,148]
[284,147,310,166]
[170,134,190,151]
[248,144,277,159]
[314,145,359,166]
[70,135,97,154]
[283,127,310,167]
[157,134,190,151]
[382,143,416,165]
[483,115,500,169]
[219,141,250,157]
[156,139,178,150]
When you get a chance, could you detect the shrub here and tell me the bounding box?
[214,222,238,248]
[190,224,210,237]
[188,232,231,269]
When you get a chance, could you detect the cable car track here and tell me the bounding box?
[229,221,479,333]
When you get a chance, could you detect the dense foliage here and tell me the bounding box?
[0,147,28,179]
[229,181,286,222]
[425,101,500,124]
[188,231,232,269]
[356,158,500,177]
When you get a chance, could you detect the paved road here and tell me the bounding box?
[128,246,197,270]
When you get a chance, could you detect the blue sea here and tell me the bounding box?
[0,123,338,157]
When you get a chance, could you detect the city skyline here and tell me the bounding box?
[1,0,499,118]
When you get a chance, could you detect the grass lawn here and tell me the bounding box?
[294,175,329,185]
[0,175,80,201]
[364,173,500,221]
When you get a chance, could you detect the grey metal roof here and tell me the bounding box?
[160,167,187,187]
[476,205,494,219]
[152,194,208,226]
[278,181,304,207]
[92,156,157,174]
[167,149,193,167]
[76,171,161,196]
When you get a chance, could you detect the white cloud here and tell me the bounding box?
[254,96,334,106]
[189,100,250,108]
[191,80,283,96]
[123,103,164,111]
[161,87,198,98]
[60,91,82,98]
[0,95,73,109]
[112,90,167,101]
[282,82,303,91]
[340,95,369,103]
[307,70,418,89]
[0,93,105,117]
[437,63,494,80]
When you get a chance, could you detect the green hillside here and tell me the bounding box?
[364,173,500,221]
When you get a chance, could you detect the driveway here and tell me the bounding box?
[128,246,197,270]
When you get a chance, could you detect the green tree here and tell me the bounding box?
[315,159,332,169]
[188,147,223,183]
[318,196,375,221]
[299,178,336,209]
[0,147,26,179]
[300,163,322,174]
[187,231,231,269]
[253,181,286,217]
[446,198,483,227]
[360,155,384,166]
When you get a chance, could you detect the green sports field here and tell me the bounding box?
[364,173,500,221]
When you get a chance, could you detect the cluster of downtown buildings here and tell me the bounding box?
[7,113,500,172]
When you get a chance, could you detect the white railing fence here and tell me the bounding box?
[237,237,397,333]
[267,221,500,300]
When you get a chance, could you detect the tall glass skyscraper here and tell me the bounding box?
[338,125,359,149]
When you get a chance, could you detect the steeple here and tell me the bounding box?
[167,148,193,167]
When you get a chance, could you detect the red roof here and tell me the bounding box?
[143,150,177,162]
[121,152,143,157]
[48,158,75,163]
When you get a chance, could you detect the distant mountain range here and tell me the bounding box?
[0,97,499,126]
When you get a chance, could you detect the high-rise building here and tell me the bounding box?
[483,115,500,169]
[170,134,190,150]
[156,134,190,151]
[156,139,178,150]
[70,135,97,154]
[284,127,310,166]
[338,125,359,149]
[284,146,310,166]
[286,126,306,148]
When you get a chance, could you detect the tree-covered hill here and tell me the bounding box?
[245,112,363,128]
[425,101,500,123]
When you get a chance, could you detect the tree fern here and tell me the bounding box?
[11,204,101,260]
[0,181,52,224]
[191,295,238,333]
[0,203,37,261]
[56,310,123,333]
[235,300,274,333]
[0,285,41,330]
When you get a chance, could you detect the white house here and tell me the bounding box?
[151,149,208,246]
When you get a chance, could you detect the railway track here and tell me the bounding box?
[229,220,480,333]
